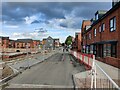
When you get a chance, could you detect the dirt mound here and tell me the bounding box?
[0,63,14,79]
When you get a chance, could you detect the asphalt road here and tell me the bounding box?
[6,52,86,88]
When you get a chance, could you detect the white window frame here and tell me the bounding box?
[94,29,97,37]
[99,26,101,32]
[102,23,105,31]
[110,17,116,32]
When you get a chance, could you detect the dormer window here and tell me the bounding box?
[95,13,98,20]
[91,18,95,25]
[95,10,107,20]
[85,25,91,31]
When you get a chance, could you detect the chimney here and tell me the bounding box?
[112,0,120,7]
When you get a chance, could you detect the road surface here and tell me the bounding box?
[7,50,56,72]
[6,52,86,88]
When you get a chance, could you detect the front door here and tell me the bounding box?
[98,44,103,58]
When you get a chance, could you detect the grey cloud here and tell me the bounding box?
[31,20,40,24]
[2,2,111,29]
[59,23,68,28]
[31,20,49,24]
[73,2,111,19]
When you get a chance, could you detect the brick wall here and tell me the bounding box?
[105,57,120,68]
[2,37,9,48]
[117,7,120,58]
[96,56,120,68]
[86,7,120,45]
[78,33,82,51]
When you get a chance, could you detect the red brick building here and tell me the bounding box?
[71,33,81,52]
[33,40,40,48]
[71,37,75,50]
[9,39,15,48]
[42,39,47,45]
[81,2,120,68]
[15,39,33,48]
[81,20,91,53]
[77,33,82,52]
[0,36,9,48]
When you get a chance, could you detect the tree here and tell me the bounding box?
[65,36,72,46]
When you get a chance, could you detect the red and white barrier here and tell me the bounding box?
[70,50,93,69]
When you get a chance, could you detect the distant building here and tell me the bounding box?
[15,39,33,48]
[43,36,60,50]
[54,39,60,48]
[77,33,82,52]
[0,36,41,49]
[72,33,81,52]
[71,37,76,50]
[0,36,9,48]
[81,20,91,53]
[9,39,15,48]
[33,40,40,48]
[42,39,47,45]
[44,36,54,50]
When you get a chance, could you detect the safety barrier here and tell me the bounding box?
[70,50,93,69]
[70,50,120,89]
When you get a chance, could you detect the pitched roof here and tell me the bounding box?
[43,39,47,40]
[84,2,120,33]
[0,36,9,39]
[92,2,119,29]
[54,38,59,40]
[16,39,33,43]
[81,20,91,30]
[47,36,53,39]
[33,40,40,42]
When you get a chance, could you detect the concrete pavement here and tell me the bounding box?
[5,53,86,89]
[7,50,57,72]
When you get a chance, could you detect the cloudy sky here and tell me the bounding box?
[1,1,112,43]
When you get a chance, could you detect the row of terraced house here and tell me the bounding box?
[72,1,120,68]
[0,36,60,50]
[0,36,41,49]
